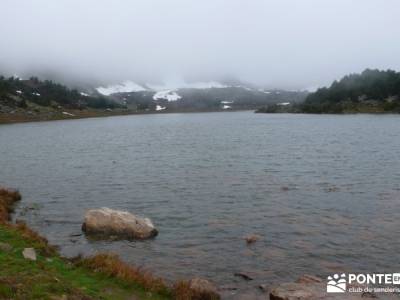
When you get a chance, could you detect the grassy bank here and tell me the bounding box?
[0,224,171,300]
[0,187,220,300]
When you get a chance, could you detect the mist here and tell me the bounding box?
[1,0,400,89]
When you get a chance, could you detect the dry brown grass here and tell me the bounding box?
[75,253,171,296]
[0,187,21,222]
[172,280,220,300]
[75,254,223,299]
[172,281,194,300]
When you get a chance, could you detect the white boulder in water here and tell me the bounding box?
[82,207,158,240]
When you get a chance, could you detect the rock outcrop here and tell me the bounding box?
[22,248,37,261]
[82,207,158,240]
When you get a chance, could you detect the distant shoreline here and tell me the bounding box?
[255,105,400,114]
[0,108,248,125]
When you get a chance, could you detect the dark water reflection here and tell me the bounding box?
[1,112,400,294]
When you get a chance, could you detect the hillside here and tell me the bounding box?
[0,76,120,110]
[0,75,126,123]
[97,80,308,112]
[256,69,400,113]
[0,74,308,123]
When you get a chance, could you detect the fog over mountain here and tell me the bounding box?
[1,0,399,89]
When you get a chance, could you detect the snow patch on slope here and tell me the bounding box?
[96,81,146,96]
[258,89,271,94]
[153,90,181,102]
[233,85,253,91]
[156,105,166,111]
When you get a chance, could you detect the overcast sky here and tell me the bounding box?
[1,0,399,89]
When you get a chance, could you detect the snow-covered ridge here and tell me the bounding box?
[96,81,147,96]
[95,79,281,102]
[148,80,227,91]
[96,79,230,96]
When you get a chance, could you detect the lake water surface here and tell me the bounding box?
[1,112,400,295]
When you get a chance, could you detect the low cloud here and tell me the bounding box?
[1,0,399,89]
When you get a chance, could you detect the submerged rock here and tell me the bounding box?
[244,234,260,245]
[296,274,323,284]
[82,207,158,240]
[22,248,37,261]
[234,272,254,281]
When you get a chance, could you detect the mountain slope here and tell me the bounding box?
[0,74,309,119]
[0,76,120,111]
[96,79,308,111]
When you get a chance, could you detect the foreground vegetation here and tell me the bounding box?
[0,225,171,300]
[0,188,219,299]
[256,69,400,114]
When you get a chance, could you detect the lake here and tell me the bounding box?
[1,111,400,295]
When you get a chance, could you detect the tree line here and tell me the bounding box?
[302,69,400,113]
[0,76,120,109]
